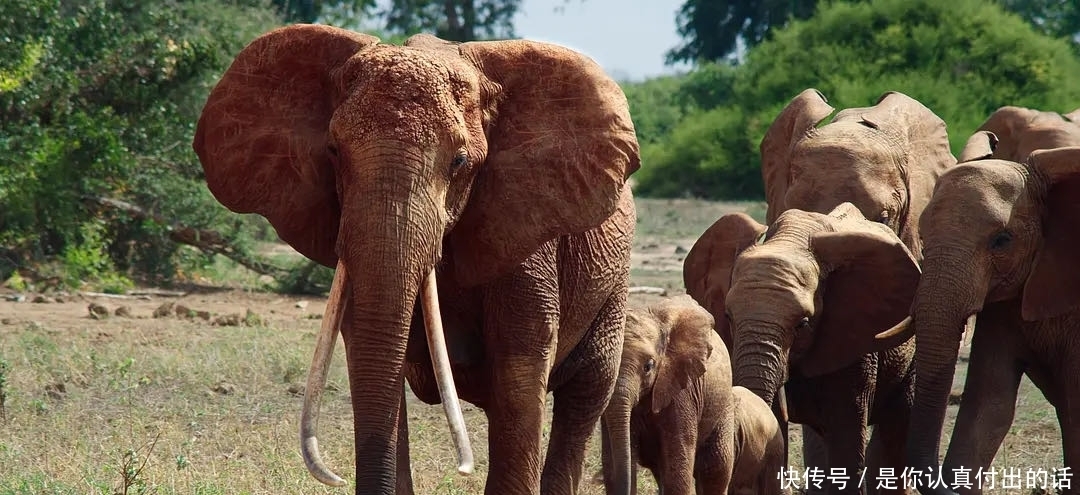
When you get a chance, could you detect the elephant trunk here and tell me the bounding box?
[732,334,787,409]
[907,255,982,495]
[603,378,638,495]
[300,152,471,492]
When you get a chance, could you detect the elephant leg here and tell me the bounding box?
[940,316,1023,495]
[542,292,625,495]
[482,250,559,495]
[802,425,829,494]
[866,371,914,495]
[820,365,873,495]
[396,391,414,495]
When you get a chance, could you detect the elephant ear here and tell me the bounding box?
[959,131,999,163]
[760,89,835,224]
[803,223,921,377]
[193,25,379,267]
[1022,147,1080,321]
[651,302,715,414]
[449,40,639,287]
[683,212,767,350]
[978,106,1036,161]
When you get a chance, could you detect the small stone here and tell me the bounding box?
[1,318,12,325]
[674,245,688,254]
[175,304,196,319]
[213,314,243,326]
[306,314,323,320]
[287,383,305,396]
[5,294,26,302]
[53,296,64,303]
[88,303,110,319]
[196,311,211,321]
[153,302,175,318]
[211,381,236,395]
[32,295,49,303]
[114,306,132,318]
[295,300,308,309]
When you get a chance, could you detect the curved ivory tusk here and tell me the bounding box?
[420,267,475,475]
[300,260,349,487]
[875,315,914,341]
[961,314,977,349]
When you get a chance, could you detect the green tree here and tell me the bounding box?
[381,0,521,41]
[0,0,282,286]
[998,0,1080,44]
[666,0,825,64]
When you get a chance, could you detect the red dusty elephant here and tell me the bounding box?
[193,25,640,495]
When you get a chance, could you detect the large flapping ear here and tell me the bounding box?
[959,131,999,163]
[683,213,767,350]
[193,25,378,267]
[802,222,921,377]
[448,40,640,287]
[1022,147,1080,320]
[651,302,716,413]
[760,89,835,224]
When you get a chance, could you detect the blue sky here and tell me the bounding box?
[513,0,691,81]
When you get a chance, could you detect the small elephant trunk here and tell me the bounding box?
[603,381,637,495]
[732,340,786,409]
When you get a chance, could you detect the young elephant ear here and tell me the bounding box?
[683,213,767,350]
[959,131,999,163]
[193,25,379,267]
[651,302,716,413]
[1022,146,1080,321]
[977,106,1037,161]
[450,40,640,287]
[760,89,835,224]
[802,226,921,377]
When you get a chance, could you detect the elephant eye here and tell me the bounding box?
[989,230,1013,251]
[643,358,655,374]
[451,152,468,171]
[877,211,890,225]
[797,316,811,329]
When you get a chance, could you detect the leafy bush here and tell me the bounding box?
[0,0,283,287]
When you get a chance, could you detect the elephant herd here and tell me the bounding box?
[190,25,1080,495]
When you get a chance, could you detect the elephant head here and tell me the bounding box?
[603,297,722,495]
[760,89,955,257]
[685,203,919,408]
[975,105,1080,162]
[898,134,1080,482]
[192,25,638,492]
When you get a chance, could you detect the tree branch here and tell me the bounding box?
[84,196,291,279]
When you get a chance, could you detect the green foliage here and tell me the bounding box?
[0,0,282,287]
[634,0,1080,199]
[380,0,522,41]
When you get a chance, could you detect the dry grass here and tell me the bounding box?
[0,198,1063,494]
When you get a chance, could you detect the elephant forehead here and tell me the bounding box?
[730,249,819,303]
[332,47,481,144]
[927,161,1029,226]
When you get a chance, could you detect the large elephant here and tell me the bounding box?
[690,88,954,474]
[897,132,1080,494]
[685,203,920,494]
[192,25,639,495]
[971,105,1080,162]
[599,297,734,495]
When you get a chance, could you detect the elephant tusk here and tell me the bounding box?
[875,315,914,341]
[420,267,475,475]
[300,260,348,487]
[960,314,977,350]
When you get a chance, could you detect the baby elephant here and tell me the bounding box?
[730,385,786,495]
[600,296,735,495]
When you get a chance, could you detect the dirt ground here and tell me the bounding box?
[0,198,1064,494]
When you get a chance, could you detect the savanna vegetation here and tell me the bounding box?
[1,0,1078,293]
